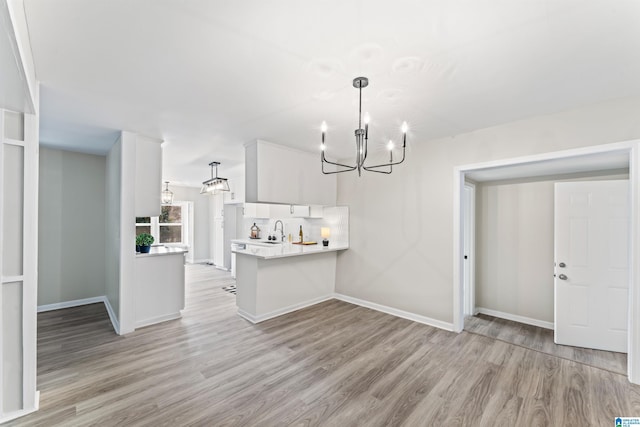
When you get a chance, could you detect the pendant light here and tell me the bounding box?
[320,77,408,176]
[200,161,230,194]
[161,181,174,205]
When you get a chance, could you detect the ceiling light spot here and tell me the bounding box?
[307,58,344,78]
[350,43,384,64]
[377,88,403,103]
[392,56,424,74]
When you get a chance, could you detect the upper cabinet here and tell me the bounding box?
[245,140,336,206]
[132,133,163,217]
[242,203,324,219]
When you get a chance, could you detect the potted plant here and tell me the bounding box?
[136,233,154,253]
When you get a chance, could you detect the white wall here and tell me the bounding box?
[335,96,640,325]
[170,185,210,262]
[38,147,106,306]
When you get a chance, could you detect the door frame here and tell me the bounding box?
[453,140,640,384]
[463,183,476,317]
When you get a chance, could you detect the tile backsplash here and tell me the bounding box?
[241,206,349,245]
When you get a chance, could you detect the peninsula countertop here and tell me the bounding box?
[232,241,348,259]
[136,245,189,258]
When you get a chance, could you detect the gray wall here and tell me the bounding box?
[171,185,210,262]
[105,137,121,319]
[38,147,106,306]
[335,96,640,324]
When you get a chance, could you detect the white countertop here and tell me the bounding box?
[233,242,348,259]
[136,246,189,258]
[232,238,287,248]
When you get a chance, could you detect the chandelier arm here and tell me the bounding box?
[321,150,358,169]
[322,160,358,174]
[322,167,358,175]
[362,146,407,170]
[363,166,393,174]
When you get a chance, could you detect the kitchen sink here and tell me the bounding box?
[262,241,282,244]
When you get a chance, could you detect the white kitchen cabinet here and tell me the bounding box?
[290,205,309,217]
[133,133,163,217]
[243,202,270,218]
[242,203,324,219]
[309,205,324,218]
[245,140,336,206]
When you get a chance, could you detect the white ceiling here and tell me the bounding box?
[22,0,640,186]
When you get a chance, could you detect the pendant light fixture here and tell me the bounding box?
[200,161,230,195]
[320,77,408,176]
[161,181,174,205]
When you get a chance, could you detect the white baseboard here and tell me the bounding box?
[37,296,105,313]
[475,307,554,330]
[238,295,334,324]
[0,391,39,423]
[103,297,120,334]
[38,296,121,334]
[333,293,454,332]
[237,293,455,332]
[135,312,181,329]
[190,258,210,264]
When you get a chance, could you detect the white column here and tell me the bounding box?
[0,104,39,422]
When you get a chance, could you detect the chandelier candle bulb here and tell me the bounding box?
[364,112,370,139]
[402,121,408,147]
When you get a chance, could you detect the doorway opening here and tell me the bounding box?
[453,140,640,383]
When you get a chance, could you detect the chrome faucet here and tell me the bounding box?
[274,220,285,241]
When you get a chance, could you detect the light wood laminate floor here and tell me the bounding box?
[465,313,628,375]
[7,264,640,426]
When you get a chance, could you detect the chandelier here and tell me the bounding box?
[320,77,408,176]
[161,181,174,205]
[200,161,230,194]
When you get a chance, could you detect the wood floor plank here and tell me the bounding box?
[5,264,640,426]
[466,313,627,375]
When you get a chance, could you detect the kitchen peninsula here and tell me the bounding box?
[233,242,348,323]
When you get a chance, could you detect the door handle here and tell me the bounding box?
[558,274,568,280]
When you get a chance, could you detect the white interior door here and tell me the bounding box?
[554,180,629,352]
